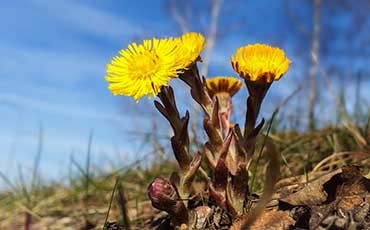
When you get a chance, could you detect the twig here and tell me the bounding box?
[199,0,223,78]
[308,0,321,130]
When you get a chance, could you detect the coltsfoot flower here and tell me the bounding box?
[205,76,243,98]
[231,44,291,83]
[205,77,241,167]
[105,37,183,101]
[105,33,206,101]
[178,32,206,67]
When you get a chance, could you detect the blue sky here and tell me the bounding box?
[0,0,368,185]
[0,0,168,182]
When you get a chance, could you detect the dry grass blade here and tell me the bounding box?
[31,124,43,198]
[104,177,120,226]
[343,121,367,147]
[85,131,93,201]
[0,171,17,192]
[365,114,370,136]
[249,113,275,192]
[312,151,370,173]
[14,201,42,221]
[116,179,131,229]
[249,85,297,189]
[239,139,280,229]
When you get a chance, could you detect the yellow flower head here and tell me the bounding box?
[205,76,243,98]
[231,44,291,83]
[177,32,206,67]
[105,37,183,101]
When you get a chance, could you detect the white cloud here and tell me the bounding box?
[0,43,105,85]
[29,0,143,40]
[0,93,125,123]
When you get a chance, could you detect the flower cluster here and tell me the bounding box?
[105,32,291,228]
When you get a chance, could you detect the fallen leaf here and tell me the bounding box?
[230,210,295,230]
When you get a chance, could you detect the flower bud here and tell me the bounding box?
[148,177,189,226]
[148,177,178,211]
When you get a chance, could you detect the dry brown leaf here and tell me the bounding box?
[335,166,370,211]
[280,168,342,206]
[281,166,370,207]
[280,165,370,229]
[230,210,295,230]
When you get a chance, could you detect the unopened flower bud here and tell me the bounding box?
[148,177,177,211]
[148,177,189,226]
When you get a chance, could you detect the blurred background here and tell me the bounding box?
[0,0,369,188]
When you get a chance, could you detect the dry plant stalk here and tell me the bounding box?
[105,32,291,228]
